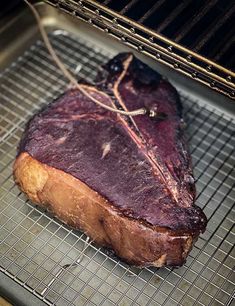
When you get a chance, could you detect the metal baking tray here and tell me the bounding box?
[0,3,234,306]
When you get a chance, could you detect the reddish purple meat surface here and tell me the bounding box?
[19,53,207,233]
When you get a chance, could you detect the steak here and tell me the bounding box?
[14,53,207,267]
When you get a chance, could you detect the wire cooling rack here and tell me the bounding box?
[0,31,234,306]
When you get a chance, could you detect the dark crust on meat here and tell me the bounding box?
[17,53,207,235]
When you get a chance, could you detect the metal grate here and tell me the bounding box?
[0,31,234,306]
[96,0,235,73]
[45,0,235,100]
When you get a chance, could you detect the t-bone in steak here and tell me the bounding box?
[14,53,207,267]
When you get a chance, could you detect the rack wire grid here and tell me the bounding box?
[0,31,234,306]
[97,0,235,71]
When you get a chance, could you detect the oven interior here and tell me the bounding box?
[0,2,234,306]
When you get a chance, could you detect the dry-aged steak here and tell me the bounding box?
[14,53,207,267]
